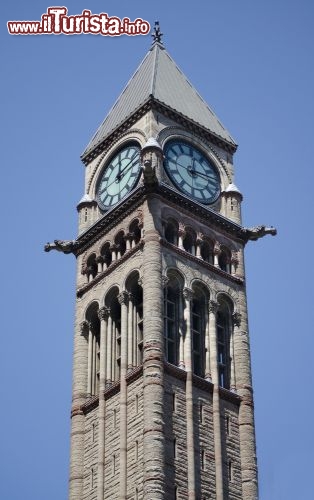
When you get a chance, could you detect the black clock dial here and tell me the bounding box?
[97,144,141,210]
[164,140,220,204]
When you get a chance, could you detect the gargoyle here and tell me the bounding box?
[44,239,78,254]
[245,225,277,241]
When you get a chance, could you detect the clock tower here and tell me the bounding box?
[46,24,276,500]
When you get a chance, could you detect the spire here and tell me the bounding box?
[151,21,163,46]
[82,38,236,163]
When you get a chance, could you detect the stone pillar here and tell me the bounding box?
[213,242,221,268]
[69,319,89,500]
[142,198,165,499]
[195,236,203,258]
[178,223,185,250]
[118,291,129,499]
[231,251,239,276]
[183,288,196,499]
[97,307,110,500]
[96,256,103,274]
[127,293,134,371]
[87,322,93,396]
[233,302,258,499]
[106,314,113,386]
[208,300,224,500]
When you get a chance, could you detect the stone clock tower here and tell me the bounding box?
[46,23,276,500]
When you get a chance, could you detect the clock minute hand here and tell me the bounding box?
[116,152,140,181]
[174,159,212,181]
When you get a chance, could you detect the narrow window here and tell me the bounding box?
[201,449,205,470]
[91,467,94,489]
[113,408,117,428]
[135,487,138,500]
[164,286,179,365]
[228,460,233,481]
[217,310,230,389]
[192,295,205,377]
[200,403,204,422]
[135,440,138,461]
[112,454,116,476]
[84,208,88,222]
[92,422,95,442]
[226,415,230,435]
[135,394,139,414]
[172,392,176,412]
[173,438,177,459]
[174,485,178,499]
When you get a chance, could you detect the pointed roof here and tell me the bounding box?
[82,42,236,162]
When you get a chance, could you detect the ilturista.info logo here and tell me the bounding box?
[7,7,150,36]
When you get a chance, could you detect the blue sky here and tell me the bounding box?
[2,1,314,499]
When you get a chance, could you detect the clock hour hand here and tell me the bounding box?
[173,158,212,181]
[115,152,140,182]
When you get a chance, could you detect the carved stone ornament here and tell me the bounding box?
[98,307,110,321]
[245,225,277,241]
[183,287,194,302]
[231,251,239,264]
[178,222,186,237]
[80,320,89,336]
[44,239,78,254]
[208,300,219,315]
[213,242,221,255]
[162,276,170,288]
[118,291,129,305]
[232,312,242,327]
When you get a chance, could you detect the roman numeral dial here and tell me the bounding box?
[164,140,220,204]
[97,144,141,210]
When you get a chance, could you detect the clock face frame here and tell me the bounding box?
[164,140,221,204]
[97,143,141,210]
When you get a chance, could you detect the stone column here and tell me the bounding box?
[183,287,196,499]
[87,322,93,396]
[204,306,211,381]
[208,300,224,500]
[127,293,134,371]
[213,242,221,268]
[231,251,239,276]
[118,291,129,499]
[178,223,185,250]
[96,256,103,274]
[69,319,89,500]
[195,236,203,258]
[106,314,113,386]
[97,307,110,500]
[233,303,258,499]
[142,198,165,499]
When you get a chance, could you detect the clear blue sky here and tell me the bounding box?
[2,1,313,499]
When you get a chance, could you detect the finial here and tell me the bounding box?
[151,21,163,45]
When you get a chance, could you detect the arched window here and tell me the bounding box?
[191,287,207,377]
[85,302,100,395]
[126,272,143,368]
[218,246,231,273]
[105,288,121,382]
[216,301,232,389]
[164,219,179,245]
[114,230,126,258]
[129,219,141,246]
[86,253,97,280]
[164,273,183,366]
[201,239,214,264]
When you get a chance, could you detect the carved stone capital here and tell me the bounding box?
[232,312,242,327]
[162,276,169,288]
[96,255,103,264]
[98,307,110,321]
[183,287,194,302]
[80,320,89,336]
[138,277,143,287]
[178,222,186,238]
[231,251,239,264]
[118,291,129,305]
[213,242,221,255]
[208,300,219,315]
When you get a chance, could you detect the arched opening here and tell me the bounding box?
[183,228,196,255]
[164,271,184,366]
[105,287,121,382]
[101,242,112,269]
[125,271,143,368]
[191,284,209,377]
[216,297,233,389]
[164,218,179,245]
[219,246,231,273]
[86,253,97,281]
[201,238,214,264]
[114,230,126,258]
[129,219,141,246]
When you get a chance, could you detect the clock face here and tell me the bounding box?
[97,144,141,209]
[164,140,220,204]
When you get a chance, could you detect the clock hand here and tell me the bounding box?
[115,152,140,181]
[172,158,212,181]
